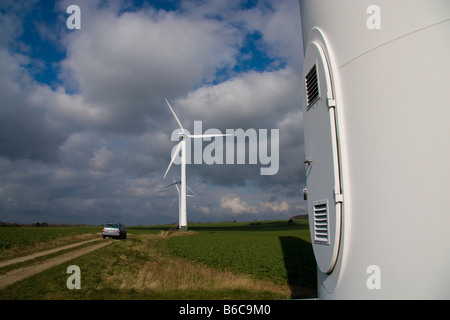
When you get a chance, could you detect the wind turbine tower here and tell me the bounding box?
[299,0,450,299]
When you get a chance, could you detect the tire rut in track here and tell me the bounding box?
[0,240,112,289]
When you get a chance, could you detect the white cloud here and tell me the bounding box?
[220,195,258,215]
[125,177,153,198]
[56,0,303,133]
[261,200,289,212]
[238,0,303,66]
[90,146,114,170]
[175,68,301,130]
[220,194,290,216]
[28,85,106,131]
[58,4,242,132]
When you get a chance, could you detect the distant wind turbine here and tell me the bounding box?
[162,178,199,209]
[163,98,231,231]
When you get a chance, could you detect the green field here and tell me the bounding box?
[166,221,316,289]
[0,226,100,250]
[0,220,317,299]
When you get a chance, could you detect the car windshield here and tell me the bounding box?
[105,223,118,228]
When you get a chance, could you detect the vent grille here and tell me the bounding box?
[305,65,319,108]
[313,200,329,244]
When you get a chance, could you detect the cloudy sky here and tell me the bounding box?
[0,0,306,225]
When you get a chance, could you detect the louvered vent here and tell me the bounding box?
[313,200,329,244]
[305,65,319,108]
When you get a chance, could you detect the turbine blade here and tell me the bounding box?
[165,98,184,131]
[160,180,181,190]
[164,142,182,178]
[169,196,178,208]
[188,133,233,139]
[187,185,199,198]
[173,178,180,194]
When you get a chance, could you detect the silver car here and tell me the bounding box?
[102,223,127,239]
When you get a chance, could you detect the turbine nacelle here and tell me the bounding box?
[163,98,232,179]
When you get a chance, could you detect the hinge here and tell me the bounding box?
[327,91,336,108]
[334,192,343,203]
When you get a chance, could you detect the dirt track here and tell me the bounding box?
[0,240,112,289]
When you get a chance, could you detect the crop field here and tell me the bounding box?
[166,220,317,297]
[0,220,317,299]
[0,226,100,251]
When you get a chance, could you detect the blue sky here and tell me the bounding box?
[0,0,306,225]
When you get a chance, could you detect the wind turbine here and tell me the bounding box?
[162,178,199,209]
[163,98,230,231]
